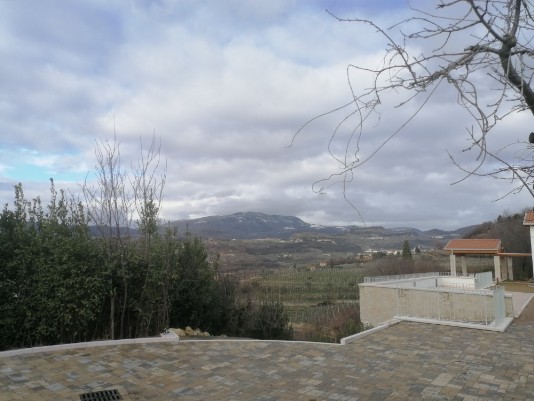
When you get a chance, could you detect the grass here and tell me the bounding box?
[503,281,534,293]
[238,255,454,342]
[240,266,363,305]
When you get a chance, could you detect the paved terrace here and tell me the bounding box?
[2,302,534,401]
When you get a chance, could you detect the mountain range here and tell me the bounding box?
[169,211,474,240]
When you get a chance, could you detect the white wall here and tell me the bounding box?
[359,283,512,327]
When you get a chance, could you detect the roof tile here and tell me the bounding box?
[444,239,502,253]
[523,211,534,225]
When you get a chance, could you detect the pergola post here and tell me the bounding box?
[507,257,514,281]
[460,256,467,276]
[502,258,508,281]
[450,254,457,277]
[494,255,502,282]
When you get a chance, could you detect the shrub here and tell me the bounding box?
[242,299,293,340]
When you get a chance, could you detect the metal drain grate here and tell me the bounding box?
[79,389,122,401]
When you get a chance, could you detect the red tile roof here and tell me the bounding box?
[443,239,502,254]
[524,211,534,225]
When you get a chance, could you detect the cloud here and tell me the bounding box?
[0,0,531,232]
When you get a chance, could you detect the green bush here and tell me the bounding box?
[242,299,293,340]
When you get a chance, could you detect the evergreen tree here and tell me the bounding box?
[0,182,106,349]
[169,234,218,332]
[402,240,412,260]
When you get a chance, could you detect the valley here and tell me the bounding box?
[170,211,472,271]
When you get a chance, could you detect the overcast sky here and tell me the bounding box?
[1,0,533,231]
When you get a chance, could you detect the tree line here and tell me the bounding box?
[0,137,292,351]
[464,211,533,280]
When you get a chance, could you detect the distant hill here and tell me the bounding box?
[168,211,469,240]
[169,212,346,239]
[425,225,477,238]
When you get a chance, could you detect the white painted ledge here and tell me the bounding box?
[340,319,401,345]
[0,332,180,358]
[395,315,514,332]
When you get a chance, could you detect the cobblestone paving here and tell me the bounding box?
[1,320,534,401]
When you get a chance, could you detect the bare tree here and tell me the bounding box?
[131,134,167,259]
[81,133,168,339]
[82,135,132,248]
[295,0,534,201]
[130,134,167,336]
[81,135,132,339]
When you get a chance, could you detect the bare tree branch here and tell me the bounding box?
[296,0,534,214]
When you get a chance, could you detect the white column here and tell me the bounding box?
[507,257,514,281]
[461,256,467,276]
[530,226,534,278]
[494,255,501,282]
[450,254,457,277]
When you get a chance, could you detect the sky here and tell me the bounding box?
[1,0,533,231]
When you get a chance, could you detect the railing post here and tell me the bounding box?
[437,287,441,321]
[396,286,400,317]
[493,286,504,325]
[484,291,488,326]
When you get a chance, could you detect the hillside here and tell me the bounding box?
[169,212,346,239]
[169,211,468,241]
[168,212,470,271]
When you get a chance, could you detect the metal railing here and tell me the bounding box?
[394,285,505,327]
[363,271,474,284]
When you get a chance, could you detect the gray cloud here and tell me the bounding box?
[0,0,531,231]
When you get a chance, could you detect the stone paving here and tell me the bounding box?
[2,316,534,401]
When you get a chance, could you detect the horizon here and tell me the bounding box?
[167,210,484,233]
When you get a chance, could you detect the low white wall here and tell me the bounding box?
[389,278,438,288]
[359,283,512,327]
[359,285,399,327]
[505,294,513,317]
[376,276,478,290]
[439,276,475,288]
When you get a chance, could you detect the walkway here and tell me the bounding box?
[2,315,534,401]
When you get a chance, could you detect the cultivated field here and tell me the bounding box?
[236,253,456,341]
